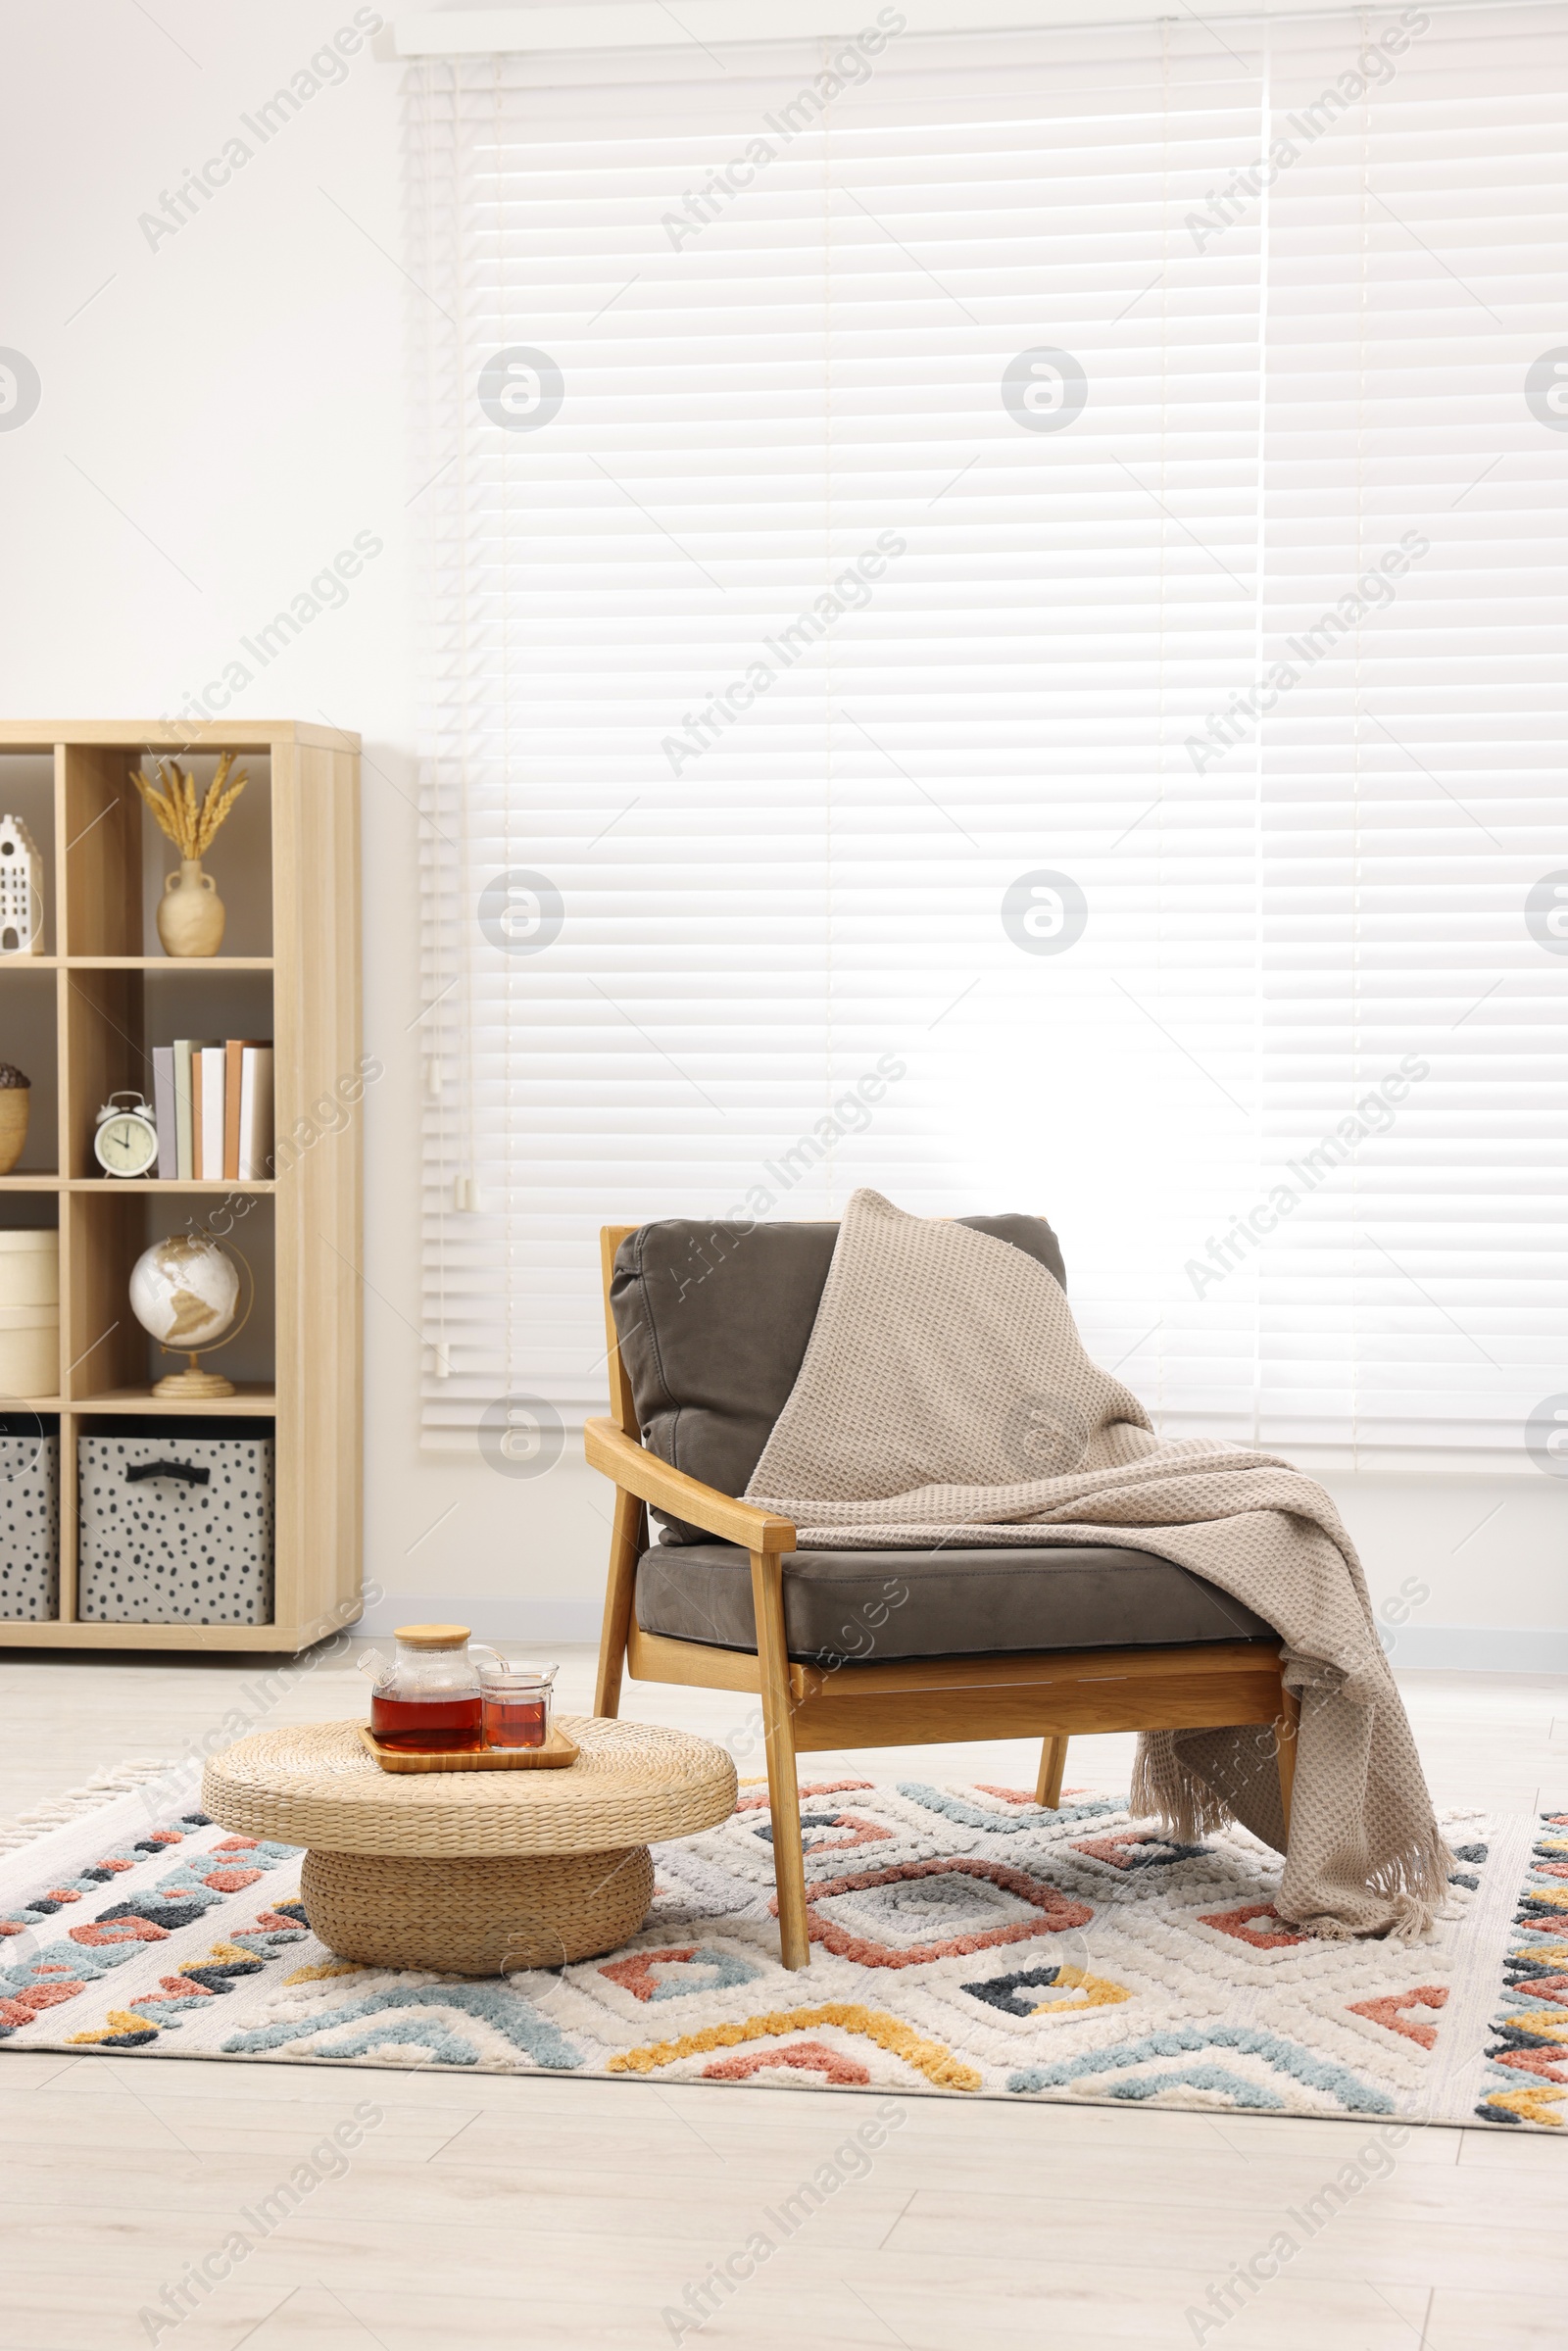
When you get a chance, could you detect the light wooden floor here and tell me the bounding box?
[1,1644,1563,2351]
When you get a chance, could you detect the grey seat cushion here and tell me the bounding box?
[611,1213,1067,1542]
[634,1541,1275,1664]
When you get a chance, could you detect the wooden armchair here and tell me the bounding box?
[587,1217,1298,1972]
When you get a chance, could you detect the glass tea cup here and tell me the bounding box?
[479,1659,558,1750]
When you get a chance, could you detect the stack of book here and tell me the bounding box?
[152,1040,274,1181]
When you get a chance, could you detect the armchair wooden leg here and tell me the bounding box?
[593,1489,646,1720]
[750,1546,809,1970]
[1034,1734,1068,1810]
[1275,1676,1300,1845]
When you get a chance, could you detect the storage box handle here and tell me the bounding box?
[125,1459,211,1488]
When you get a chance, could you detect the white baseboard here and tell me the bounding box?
[354,1594,603,1644]
[1383,1625,1568,1674]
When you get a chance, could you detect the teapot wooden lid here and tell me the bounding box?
[393,1623,471,1648]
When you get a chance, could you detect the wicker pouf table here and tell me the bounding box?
[202,1716,736,1977]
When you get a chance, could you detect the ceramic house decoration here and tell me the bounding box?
[0,814,43,955]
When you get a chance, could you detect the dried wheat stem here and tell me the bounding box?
[129,756,247,859]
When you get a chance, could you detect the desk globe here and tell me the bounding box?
[129,1233,243,1397]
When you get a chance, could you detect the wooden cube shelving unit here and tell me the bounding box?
[0,721,362,1651]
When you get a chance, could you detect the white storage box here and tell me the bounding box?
[0,1232,58,1398]
[0,1416,59,1620]
[77,1419,274,1624]
[0,1304,58,1398]
[0,1231,58,1305]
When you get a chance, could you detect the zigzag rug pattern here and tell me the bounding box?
[0,1766,1559,2128]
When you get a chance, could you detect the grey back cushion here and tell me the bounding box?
[610,1215,1066,1542]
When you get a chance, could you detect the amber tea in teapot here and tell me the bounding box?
[364,1624,505,1752]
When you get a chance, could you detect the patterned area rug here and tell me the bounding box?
[2,1762,1564,2129]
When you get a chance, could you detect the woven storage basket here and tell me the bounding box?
[300,1844,656,1974]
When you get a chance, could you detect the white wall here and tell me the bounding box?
[2,1,1561,1666]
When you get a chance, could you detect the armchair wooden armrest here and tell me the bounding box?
[583,1416,798,1553]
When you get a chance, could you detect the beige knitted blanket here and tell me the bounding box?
[746,1190,1447,1939]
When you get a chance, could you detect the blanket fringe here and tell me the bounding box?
[1133,1732,1456,1940]
[1340,1819,1460,1940]
[1130,1733,1237,1845]
[0,1758,179,1856]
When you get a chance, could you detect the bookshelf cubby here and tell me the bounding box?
[0,722,362,1651]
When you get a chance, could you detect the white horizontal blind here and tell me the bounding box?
[409,5,1568,1455]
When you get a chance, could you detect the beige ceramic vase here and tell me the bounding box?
[157,857,225,956]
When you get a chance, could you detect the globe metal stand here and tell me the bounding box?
[147,1238,255,1400]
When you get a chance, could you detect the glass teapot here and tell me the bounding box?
[361,1624,504,1753]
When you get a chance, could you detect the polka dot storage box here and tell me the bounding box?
[77,1417,273,1625]
[0,1412,59,1620]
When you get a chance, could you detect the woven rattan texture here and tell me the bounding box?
[202,1717,736,1856]
[299,1845,656,1974]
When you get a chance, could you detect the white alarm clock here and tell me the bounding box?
[93,1092,159,1179]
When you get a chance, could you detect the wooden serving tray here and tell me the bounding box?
[357,1724,580,1774]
